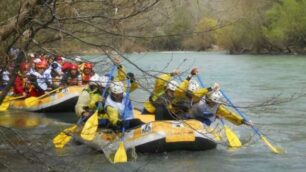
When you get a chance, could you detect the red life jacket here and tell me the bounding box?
[82,73,91,85]
[13,75,25,95]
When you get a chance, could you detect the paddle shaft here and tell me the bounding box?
[102,65,117,98]
[38,87,62,99]
[121,79,131,133]
[3,95,26,102]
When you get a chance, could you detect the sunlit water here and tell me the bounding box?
[1,52,306,172]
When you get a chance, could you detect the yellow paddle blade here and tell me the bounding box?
[53,125,77,149]
[25,97,39,107]
[53,134,72,149]
[0,96,12,111]
[224,125,242,148]
[80,111,98,141]
[260,135,283,154]
[114,142,127,163]
[0,102,10,111]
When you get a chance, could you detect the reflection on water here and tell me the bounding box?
[0,111,49,129]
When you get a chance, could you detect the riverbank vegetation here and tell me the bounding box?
[1,0,306,56]
[135,0,306,54]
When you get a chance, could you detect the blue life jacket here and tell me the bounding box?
[191,99,219,126]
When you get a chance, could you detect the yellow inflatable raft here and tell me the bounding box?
[72,110,221,154]
[8,86,83,112]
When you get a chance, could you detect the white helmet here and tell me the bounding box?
[110,81,125,94]
[188,80,200,92]
[75,56,82,62]
[89,74,100,86]
[99,75,109,87]
[207,91,225,104]
[33,58,41,64]
[166,80,178,91]
[28,53,35,58]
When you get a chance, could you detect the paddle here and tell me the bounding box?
[220,119,242,147]
[219,90,283,154]
[24,87,62,107]
[196,75,242,148]
[80,65,117,141]
[53,125,78,148]
[0,95,26,111]
[114,79,131,164]
[80,110,99,141]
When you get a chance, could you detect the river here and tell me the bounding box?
[0,52,306,172]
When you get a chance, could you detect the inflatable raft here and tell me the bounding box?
[8,86,83,112]
[72,111,221,155]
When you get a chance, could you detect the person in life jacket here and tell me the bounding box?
[104,80,144,130]
[152,80,181,120]
[170,68,221,119]
[191,90,251,126]
[48,56,64,86]
[81,62,95,85]
[28,59,56,97]
[13,62,30,96]
[75,74,108,121]
[142,69,181,116]
[94,61,139,128]
[60,63,82,86]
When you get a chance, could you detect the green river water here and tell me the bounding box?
[0,52,306,172]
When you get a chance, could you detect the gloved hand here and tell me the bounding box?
[81,111,91,117]
[127,72,135,82]
[171,68,180,76]
[243,119,253,126]
[190,68,199,75]
[212,83,220,91]
[96,101,105,113]
[116,120,122,127]
[113,55,121,65]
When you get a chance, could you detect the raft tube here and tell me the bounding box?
[9,86,83,112]
[73,112,220,153]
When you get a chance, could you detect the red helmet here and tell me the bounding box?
[56,56,63,62]
[70,63,78,70]
[62,62,72,72]
[35,62,47,69]
[20,62,30,71]
[84,62,93,69]
[36,58,48,69]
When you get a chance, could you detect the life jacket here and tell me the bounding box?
[83,87,109,121]
[104,93,134,120]
[29,70,51,91]
[82,87,98,107]
[149,90,165,102]
[82,73,91,84]
[28,70,52,97]
[191,99,219,126]
[13,72,29,95]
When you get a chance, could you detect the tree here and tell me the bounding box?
[0,0,164,103]
[263,0,306,53]
[183,17,218,51]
